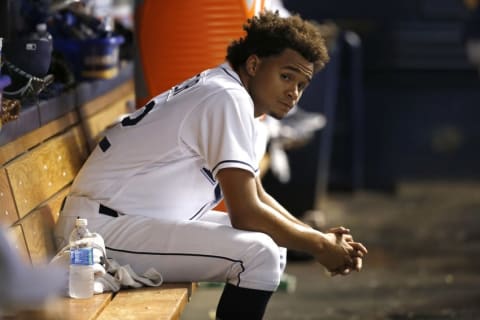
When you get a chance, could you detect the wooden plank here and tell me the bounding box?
[51,293,114,320]
[6,126,87,218]
[97,284,191,320]
[12,293,113,320]
[0,167,19,226]
[0,111,79,166]
[82,93,134,150]
[6,224,30,263]
[18,205,56,266]
[50,187,70,224]
[79,80,134,119]
[19,187,70,265]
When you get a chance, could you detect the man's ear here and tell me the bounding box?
[245,55,260,76]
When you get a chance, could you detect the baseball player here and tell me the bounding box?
[55,11,367,319]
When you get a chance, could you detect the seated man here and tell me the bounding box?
[55,11,367,320]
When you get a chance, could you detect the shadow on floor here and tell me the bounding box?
[181,182,480,320]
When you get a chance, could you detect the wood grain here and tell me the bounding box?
[0,167,19,226]
[0,111,79,166]
[7,224,30,263]
[97,285,191,320]
[13,293,113,320]
[6,126,86,218]
[19,187,70,265]
[79,80,134,119]
[82,93,134,150]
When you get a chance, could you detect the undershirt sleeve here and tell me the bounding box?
[181,88,258,178]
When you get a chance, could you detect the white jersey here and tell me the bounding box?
[71,63,260,221]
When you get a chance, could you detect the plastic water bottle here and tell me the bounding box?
[68,218,94,299]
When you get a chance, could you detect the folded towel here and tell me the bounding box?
[95,258,163,293]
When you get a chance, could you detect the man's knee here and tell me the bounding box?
[231,233,284,291]
[255,234,284,281]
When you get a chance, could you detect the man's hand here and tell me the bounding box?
[316,226,367,276]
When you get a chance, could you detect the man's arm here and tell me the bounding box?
[216,168,367,273]
[255,175,354,248]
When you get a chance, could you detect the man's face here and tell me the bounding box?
[247,48,314,119]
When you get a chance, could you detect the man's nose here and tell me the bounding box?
[287,86,299,101]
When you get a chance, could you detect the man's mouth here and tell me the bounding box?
[280,101,293,112]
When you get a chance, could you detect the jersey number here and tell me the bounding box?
[167,73,201,102]
[122,73,202,127]
[173,74,200,95]
[121,100,155,126]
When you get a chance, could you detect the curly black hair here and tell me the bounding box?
[226,11,329,73]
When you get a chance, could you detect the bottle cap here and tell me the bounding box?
[75,217,88,227]
[36,23,47,32]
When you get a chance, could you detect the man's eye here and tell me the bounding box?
[281,74,290,80]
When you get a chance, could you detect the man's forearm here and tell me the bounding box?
[260,191,312,228]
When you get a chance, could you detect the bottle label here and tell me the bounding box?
[70,247,94,265]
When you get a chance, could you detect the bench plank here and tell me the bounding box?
[6,126,87,218]
[53,293,114,320]
[13,293,114,320]
[6,224,30,263]
[81,93,134,150]
[19,188,70,265]
[0,168,19,226]
[79,81,134,119]
[96,284,191,320]
[0,111,79,166]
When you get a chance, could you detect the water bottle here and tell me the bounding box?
[27,23,53,77]
[68,217,94,299]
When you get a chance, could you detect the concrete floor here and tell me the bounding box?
[181,182,480,320]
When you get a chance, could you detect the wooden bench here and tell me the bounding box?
[0,79,195,319]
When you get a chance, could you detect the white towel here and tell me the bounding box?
[95,258,163,293]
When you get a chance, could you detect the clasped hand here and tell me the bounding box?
[320,226,368,276]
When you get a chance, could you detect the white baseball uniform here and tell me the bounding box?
[54,63,286,291]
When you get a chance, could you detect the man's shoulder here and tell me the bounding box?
[199,68,249,108]
[205,64,245,90]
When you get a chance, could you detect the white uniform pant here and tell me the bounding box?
[54,196,287,292]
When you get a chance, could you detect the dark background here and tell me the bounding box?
[261,0,480,216]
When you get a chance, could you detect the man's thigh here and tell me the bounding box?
[93,214,274,286]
